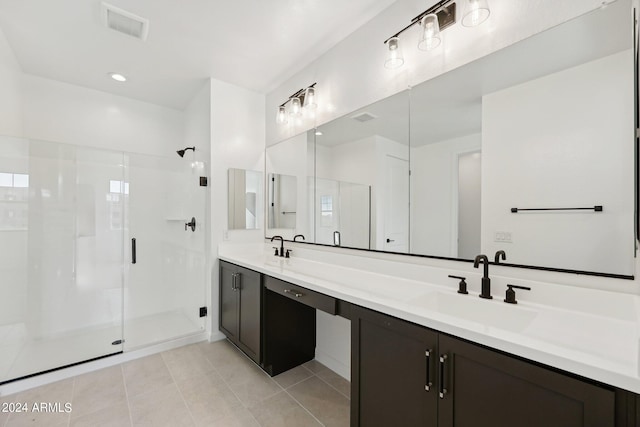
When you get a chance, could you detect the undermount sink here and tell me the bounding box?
[413,292,538,333]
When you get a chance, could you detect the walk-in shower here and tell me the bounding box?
[0,136,208,385]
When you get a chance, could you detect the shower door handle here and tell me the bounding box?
[131,238,137,264]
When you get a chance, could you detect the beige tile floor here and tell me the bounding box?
[0,340,350,427]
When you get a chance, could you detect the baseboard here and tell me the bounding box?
[209,330,227,342]
[315,348,350,381]
[0,332,208,397]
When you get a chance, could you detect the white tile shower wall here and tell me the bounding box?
[0,25,22,137]
[210,78,266,337]
[266,0,608,146]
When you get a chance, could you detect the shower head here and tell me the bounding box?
[176,147,196,157]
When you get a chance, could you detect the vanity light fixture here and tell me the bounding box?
[276,83,317,125]
[303,86,317,110]
[276,106,288,124]
[418,13,441,51]
[383,0,490,68]
[384,36,404,69]
[289,97,302,117]
[461,0,490,27]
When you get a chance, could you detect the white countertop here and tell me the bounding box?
[218,242,640,394]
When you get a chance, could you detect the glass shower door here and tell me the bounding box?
[123,153,206,350]
[0,138,124,384]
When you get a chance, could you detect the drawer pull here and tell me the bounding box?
[425,349,432,392]
[283,289,304,298]
[439,354,448,399]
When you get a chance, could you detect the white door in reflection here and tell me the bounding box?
[383,155,409,252]
[457,151,481,259]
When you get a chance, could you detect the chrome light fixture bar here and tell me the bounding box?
[276,83,317,124]
[383,0,490,69]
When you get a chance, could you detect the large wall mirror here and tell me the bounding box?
[267,0,636,278]
[408,0,635,277]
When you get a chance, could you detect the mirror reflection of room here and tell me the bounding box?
[228,168,262,230]
[315,90,409,252]
[265,129,314,241]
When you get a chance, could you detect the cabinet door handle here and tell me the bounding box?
[425,349,432,391]
[131,238,136,264]
[231,273,236,290]
[439,354,448,399]
[283,289,304,298]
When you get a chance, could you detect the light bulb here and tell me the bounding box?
[462,0,490,27]
[289,97,302,117]
[384,37,404,69]
[303,87,317,110]
[418,14,441,51]
[276,105,288,124]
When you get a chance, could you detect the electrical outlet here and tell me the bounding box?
[494,231,513,243]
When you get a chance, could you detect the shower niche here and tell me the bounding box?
[0,137,208,385]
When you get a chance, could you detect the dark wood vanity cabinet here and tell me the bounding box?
[217,263,636,427]
[219,260,261,364]
[351,305,438,427]
[437,334,616,427]
[351,305,626,427]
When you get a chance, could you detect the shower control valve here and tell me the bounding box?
[185,217,196,232]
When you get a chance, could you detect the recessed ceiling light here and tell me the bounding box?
[315,131,323,136]
[108,72,127,82]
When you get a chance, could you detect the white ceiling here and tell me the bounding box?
[0,0,396,110]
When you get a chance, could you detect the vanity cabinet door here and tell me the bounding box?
[235,265,261,363]
[218,260,261,364]
[351,306,438,427]
[437,334,616,427]
[219,260,239,341]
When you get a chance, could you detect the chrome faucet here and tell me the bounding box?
[494,250,506,263]
[473,254,492,299]
[271,235,284,257]
[293,234,305,242]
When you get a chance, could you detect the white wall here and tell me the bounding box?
[0,25,22,137]
[22,75,185,156]
[266,0,607,145]
[482,50,635,276]
[410,133,481,257]
[210,78,265,339]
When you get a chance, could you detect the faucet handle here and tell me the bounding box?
[285,249,292,258]
[272,247,280,256]
[448,275,468,295]
[504,284,531,304]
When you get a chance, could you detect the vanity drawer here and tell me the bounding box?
[265,276,337,315]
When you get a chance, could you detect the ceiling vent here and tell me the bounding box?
[351,112,378,122]
[101,2,149,41]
